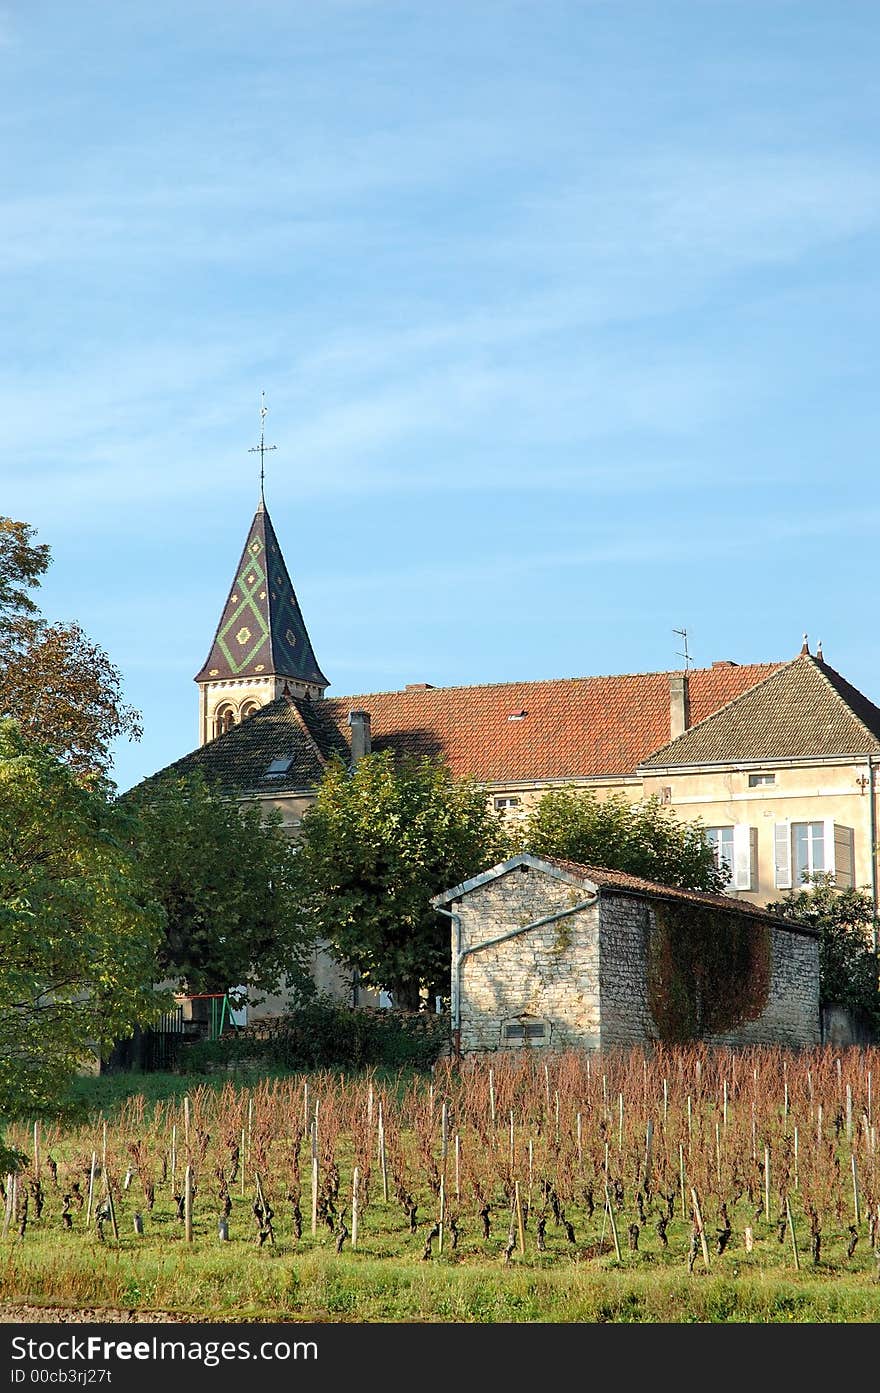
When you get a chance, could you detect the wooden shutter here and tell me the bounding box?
[834,825,855,888]
[823,817,836,877]
[732,823,754,891]
[774,822,791,889]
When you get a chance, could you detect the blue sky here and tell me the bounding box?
[2,1,878,792]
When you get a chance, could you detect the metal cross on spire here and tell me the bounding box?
[249,390,277,503]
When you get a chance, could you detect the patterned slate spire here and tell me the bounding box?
[195,501,328,690]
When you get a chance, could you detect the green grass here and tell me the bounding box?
[3,1181,880,1323]
[3,1236,880,1322]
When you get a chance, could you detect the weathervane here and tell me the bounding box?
[249,390,277,502]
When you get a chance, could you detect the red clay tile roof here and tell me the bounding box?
[539,855,793,922]
[639,654,880,769]
[320,662,782,782]
[434,852,813,929]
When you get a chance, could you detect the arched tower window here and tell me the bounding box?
[240,700,260,721]
[214,706,236,739]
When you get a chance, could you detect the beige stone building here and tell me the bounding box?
[431,854,820,1053]
[138,499,880,1016]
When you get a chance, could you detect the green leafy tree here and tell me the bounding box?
[0,517,141,782]
[521,787,727,892]
[0,720,164,1128]
[126,772,315,1007]
[293,752,510,1009]
[767,875,880,1028]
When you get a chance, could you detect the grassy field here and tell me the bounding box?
[2,1056,880,1323]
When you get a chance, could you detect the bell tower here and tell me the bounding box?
[194,400,328,744]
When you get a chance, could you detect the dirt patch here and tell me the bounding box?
[0,1304,214,1324]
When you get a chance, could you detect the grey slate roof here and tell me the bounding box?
[135,694,348,796]
[639,653,880,769]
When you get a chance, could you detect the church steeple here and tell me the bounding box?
[195,499,329,745]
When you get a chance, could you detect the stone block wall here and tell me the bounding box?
[596,895,655,1047]
[456,865,601,1052]
[456,870,821,1053]
[598,892,820,1049]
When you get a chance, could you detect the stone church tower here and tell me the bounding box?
[194,496,328,745]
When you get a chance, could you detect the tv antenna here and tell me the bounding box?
[249,390,277,503]
[673,627,692,671]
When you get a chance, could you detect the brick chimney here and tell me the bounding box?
[669,673,690,741]
[348,709,372,763]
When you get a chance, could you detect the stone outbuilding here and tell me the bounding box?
[431,853,820,1053]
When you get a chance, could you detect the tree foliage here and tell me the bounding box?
[0,720,164,1122]
[520,787,727,892]
[125,772,315,1007]
[767,875,880,1027]
[0,517,141,782]
[293,752,510,1009]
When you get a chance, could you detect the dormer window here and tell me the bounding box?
[265,757,294,778]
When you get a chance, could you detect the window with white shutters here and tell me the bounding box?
[774,822,792,889]
[732,824,758,891]
[779,820,855,888]
[705,827,735,885]
[706,825,757,891]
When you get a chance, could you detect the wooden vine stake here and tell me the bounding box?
[106,1175,119,1244]
[454,1134,461,1202]
[515,1180,525,1255]
[690,1186,710,1272]
[852,1154,861,1226]
[33,1122,40,1179]
[85,1151,97,1228]
[184,1164,193,1244]
[846,1084,853,1143]
[438,1173,445,1255]
[310,1127,319,1237]
[171,1125,177,1197]
[488,1068,496,1126]
[764,1145,771,1223]
[1,1173,14,1238]
[679,1143,687,1220]
[603,1181,622,1263]
[785,1195,800,1271]
[793,1127,799,1189]
[351,1166,359,1249]
[184,1094,191,1149]
[378,1103,388,1203]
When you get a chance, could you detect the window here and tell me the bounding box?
[705,824,757,891]
[214,707,236,738]
[494,796,521,811]
[794,821,824,882]
[265,756,294,778]
[774,820,855,889]
[501,1018,548,1046]
[748,772,775,787]
[240,700,260,720]
[705,827,735,885]
[504,1023,547,1040]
